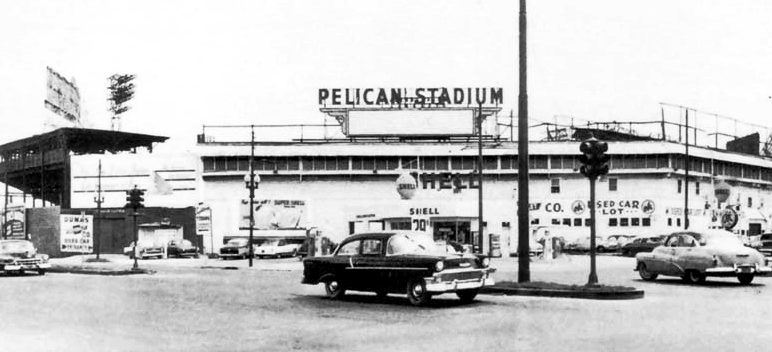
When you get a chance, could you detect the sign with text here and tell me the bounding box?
[196,206,212,236]
[60,214,93,253]
[4,204,26,240]
[319,87,503,108]
[239,199,307,230]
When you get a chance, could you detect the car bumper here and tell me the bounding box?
[424,269,495,293]
[220,253,245,258]
[704,264,772,276]
[3,262,51,271]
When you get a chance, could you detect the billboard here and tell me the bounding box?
[239,199,307,230]
[44,66,81,123]
[3,204,26,240]
[60,214,93,253]
[347,109,475,137]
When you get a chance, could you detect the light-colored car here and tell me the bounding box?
[509,238,544,257]
[635,229,772,285]
[124,239,165,259]
[256,239,301,259]
[572,236,610,253]
[0,240,51,275]
[606,235,634,252]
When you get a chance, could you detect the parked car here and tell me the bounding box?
[509,237,544,257]
[124,239,165,259]
[620,235,666,257]
[167,239,199,258]
[606,235,634,252]
[219,238,253,260]
[0,240,51,275]
[256,239,302,259]
[572,236,610,253]
[759,233,772,257]
[635,229,772,285]
[301,231,496,306]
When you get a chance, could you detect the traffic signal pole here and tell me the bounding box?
[588,177,598,285]
[579,137,609,286]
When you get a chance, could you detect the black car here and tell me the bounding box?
[620,235,665,257]
[759,233,772,257]
[301,231,495,306]
[167,239,199,258]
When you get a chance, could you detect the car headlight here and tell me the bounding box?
[481,257,490,268]
[435,261,444,272]
[40,254,49,262]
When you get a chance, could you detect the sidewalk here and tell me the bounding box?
[49,254,305,274]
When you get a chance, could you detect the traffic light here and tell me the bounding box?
[578,137,610,180]
[124,186,145,210]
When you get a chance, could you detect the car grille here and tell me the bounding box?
[438,270,483,282]
[15,258,43,265]
[220,247,238,254]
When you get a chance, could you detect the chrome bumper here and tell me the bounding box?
[705,264,772,276]
[3,262,51,271]
[424,269,496,293]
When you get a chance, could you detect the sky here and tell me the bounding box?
[1,0,772,152]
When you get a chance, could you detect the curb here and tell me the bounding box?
[49,266,155,276]
[481,286,645,300]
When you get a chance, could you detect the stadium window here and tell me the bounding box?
[585,218,592,227]
[609,178,618,191]
[642,218,651,227]
[551,219,560,225]
[631,218,640,226]
[609,218,618,227]
[214,157,226,171]
[531,218,540,225]
[573,218,582,226]
[562,218,571,226]
[203,158,215,172]
[748,197,753,208]
[667,218,672,226]
[620,218,629,227]
[677,218,681,227]
[677,180,682,193]
[695,181,700,195]
[551,179,560,194]
[484,156,498,170]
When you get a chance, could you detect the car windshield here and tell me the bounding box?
[227,238,248,246]
[0,241,34,253]
[261,239,279,246]
[387,234,458,255]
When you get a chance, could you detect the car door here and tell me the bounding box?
[650,235,678,274]
[672,234,699,273]
[332,239,362,289]
[353,238,387,291]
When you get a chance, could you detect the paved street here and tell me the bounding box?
[1,255,770,352]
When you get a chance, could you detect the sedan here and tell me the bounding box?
[635,230,771,285]
[620,235,666,257]
[167,239,200,258]
[301,231,495,306]
[0,240,51,275]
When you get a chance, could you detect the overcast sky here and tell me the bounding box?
[1,0,771,151]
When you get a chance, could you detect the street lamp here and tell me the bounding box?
[244,172,260,267]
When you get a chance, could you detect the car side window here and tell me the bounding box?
[665,236,678,247]
[679,235,698,247]
[336,240,360,256]
[361,239,382,256]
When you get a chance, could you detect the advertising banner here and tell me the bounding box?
[196,205,212,236]
[60,214,93,253]
[239,199,307,230]
[4,204,26,240]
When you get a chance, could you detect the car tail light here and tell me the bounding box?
[435,261,444,272]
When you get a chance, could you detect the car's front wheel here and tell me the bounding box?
[456,289,479,303]
[38,269,45,276]
[406,279,432,306]
[324,277,346,299]
[738,273,754,285]
[683,270,705,284]
[637,263,658,281]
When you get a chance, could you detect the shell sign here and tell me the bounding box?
[714,180,731,203]
[396,173,417,200]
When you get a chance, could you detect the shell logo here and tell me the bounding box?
[396,173,417,200]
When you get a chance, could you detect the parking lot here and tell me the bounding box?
[1,254,770,352]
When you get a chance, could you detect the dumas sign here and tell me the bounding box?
[319,87,503,108]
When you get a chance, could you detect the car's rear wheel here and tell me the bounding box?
[406,279,432,306]
[637,263,658,281]
[738,273,754,285]
[683,270,705,284]
[597,246,605,253]
[376,289,388,299]
[38,269,45,276]
[456,289,479,303]
[324,277,346,299]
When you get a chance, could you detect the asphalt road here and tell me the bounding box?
[1,255,770,352]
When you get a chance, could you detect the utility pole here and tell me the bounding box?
[477,103,484,254]
[684,109,690,229]
[249,125,256,268]
[517,0,530,282]
[94,160,104,259]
